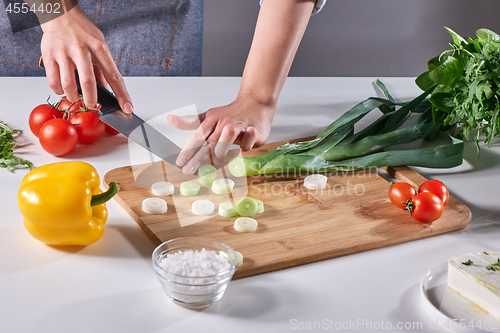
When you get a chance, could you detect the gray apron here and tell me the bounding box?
[0,0,203,76]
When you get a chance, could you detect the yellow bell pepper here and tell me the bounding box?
[17,161,119,246]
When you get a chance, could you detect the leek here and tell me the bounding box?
[228,82,463,177]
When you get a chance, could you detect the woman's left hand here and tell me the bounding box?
[167,93,276,175]
[169,0,315,175]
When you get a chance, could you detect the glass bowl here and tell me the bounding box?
[152,237,237,309]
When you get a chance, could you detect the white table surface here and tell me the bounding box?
[1,77,499,333]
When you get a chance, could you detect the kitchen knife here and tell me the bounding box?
[75,73,182,166]
[39,58,182,166]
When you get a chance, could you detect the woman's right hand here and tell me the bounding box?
[40,5,133,113]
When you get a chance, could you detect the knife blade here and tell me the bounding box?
[73,71,182,166]
[38,59,182,166]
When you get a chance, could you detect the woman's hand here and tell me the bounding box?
[167,93,276,174]
[40,5,133,113]
[168,0,314,175]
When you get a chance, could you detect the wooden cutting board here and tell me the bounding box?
[104,138,471,279]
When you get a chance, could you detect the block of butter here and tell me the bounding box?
[448,251,500,321]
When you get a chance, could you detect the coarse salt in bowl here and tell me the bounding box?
[152,237,237,309]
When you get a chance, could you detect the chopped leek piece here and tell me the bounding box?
[218,202,239,217]
[211,178,235,195]
[192,199,215,215]
[151,181,175,196]
[180,181,201,196]
[235,251,243,266]
[237,197,258,217]
[234,217,258,233]
[303,174,328,190]
[142,198,168,214]
[197,164,217,186]
[255,199,264,214]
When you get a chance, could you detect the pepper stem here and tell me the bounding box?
[91,182,120,206]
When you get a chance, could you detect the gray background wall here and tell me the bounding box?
[202,0,500,77]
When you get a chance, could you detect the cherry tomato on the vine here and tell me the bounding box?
[57,96,83,113]
[70,110,105,144]
[388,182,416,209]
[38,118,78,156]
[29,104,63,137]
[406,192,444,223]
[418,180,449,206]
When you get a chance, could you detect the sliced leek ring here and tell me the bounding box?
[211,178,235,195]
[197,164,217,186]
[234,217,258,233]
[303,174,328,190]
[180,181,201,196]
[218,202,239,217]
[255,199,264,214]
[235,251,243,267]
[142,198,168,214]
[151,181,175,196]
[237,197,258,217]
[192,199,215,216]
[227,249,244,267]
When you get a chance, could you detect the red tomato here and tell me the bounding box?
[39,118,78,156]
[57,96,83,113]
[105,123,120,135]
[418,180,449,206]
[407,192,444,223]
[69,111,105,144]
[29,104,63,137]
[388,182,416,209]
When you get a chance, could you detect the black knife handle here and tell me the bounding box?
[39,58,121,115]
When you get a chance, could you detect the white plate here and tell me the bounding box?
[420,262,500,333]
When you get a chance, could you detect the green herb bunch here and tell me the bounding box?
[0,121,34,173]
[416,27,500,151]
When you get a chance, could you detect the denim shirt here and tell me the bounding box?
[0,0,203,76]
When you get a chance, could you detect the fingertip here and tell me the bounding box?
[81,91,97,109]
[85,99,98,109]
[52,86,65,96]
[122,101,133,114]
[66,93,81,103]
[182,164,195,175]
[176,155,188,167]
[240,127,258,151]
[214,141,232,160]
[247,126,257,135]
[167,114,177,127]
